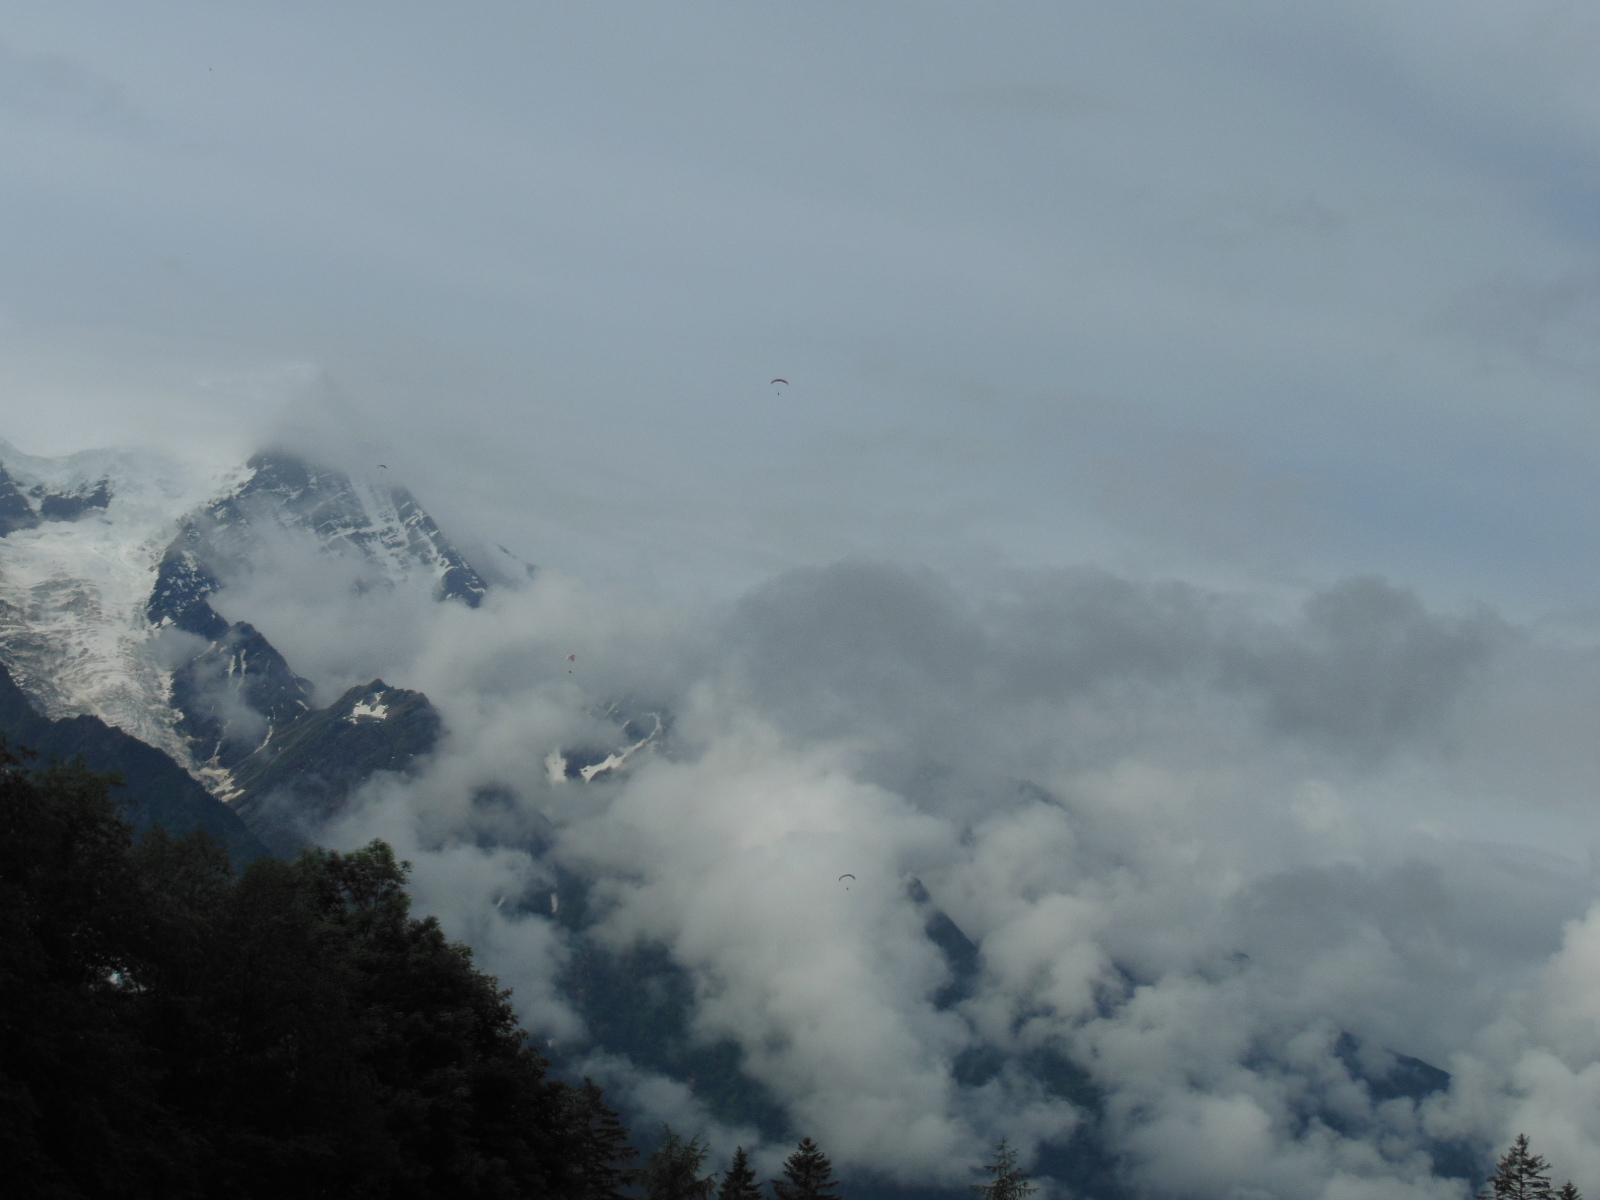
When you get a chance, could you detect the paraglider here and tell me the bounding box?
[567,654,577,662]
[770,378,788,395]
[838,874,855,880]
[379,463,388,469]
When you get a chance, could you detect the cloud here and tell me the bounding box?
[17,1,1600,604]
[0,40,134,128]
[223,551,1595,1195]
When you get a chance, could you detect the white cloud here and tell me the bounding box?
[266,557,1597,1193]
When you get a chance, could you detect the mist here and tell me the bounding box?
[196,535,1600,1196]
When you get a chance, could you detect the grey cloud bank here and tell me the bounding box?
[3,3,1600,603]
[207,536,1600,1195]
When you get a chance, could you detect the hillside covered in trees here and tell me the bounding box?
[3,741,1040,1200]
[0,742,638,1199]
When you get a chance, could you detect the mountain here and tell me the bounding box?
[172,620,316,775]
[148,450,489,641]
[0,438,1473,1198]
[0,659,269,864]
[0,441,470,853]
[231,679,442,857]
[0,443,240,768]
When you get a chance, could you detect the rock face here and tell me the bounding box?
[172,622,316,774]
[38,479,112,521]
[231,680,442,857]
[148,450,488,639]
[0,459,114,537]
[0,440,482,855]
[0,463,39,537]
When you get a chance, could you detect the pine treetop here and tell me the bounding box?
[643,1126,717,1200]
[772,1137,841,1200]
[719,1146,764,1200]
[1478,1133,1555,1200]
[573,1078,640,1200]
[974,1139,1037,1200]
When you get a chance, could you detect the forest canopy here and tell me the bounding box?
[0,743,636,1199]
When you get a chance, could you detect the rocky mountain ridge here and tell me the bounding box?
[0,441,465,852]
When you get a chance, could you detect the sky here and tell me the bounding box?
[4,1,1600,611]
[9,4,1600,1196]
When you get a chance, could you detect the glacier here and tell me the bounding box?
[0,440,481,822]
[0,440,249,766]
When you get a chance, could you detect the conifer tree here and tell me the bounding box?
[718,1146,763,1200]
[644,1127,717,1200]
[1555,1183,1582,1200]
[571,1079,641,1200]
[772,1137,840,1200]
[1479,1134,1554,1200]
[974,1139,1037,1200]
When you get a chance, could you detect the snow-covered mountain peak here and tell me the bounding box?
[0,441,249,762]
[0,440,489,782]
[148,451,488,637]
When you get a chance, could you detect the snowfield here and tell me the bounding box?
[0,441,246,767]
[0,440,484,790]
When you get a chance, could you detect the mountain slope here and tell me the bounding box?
[171,620,316,788]
[0,660,269,864]
[0,440,475,852]
[0,442,244,767]
[231,679,442,857]
[148,450,487,640]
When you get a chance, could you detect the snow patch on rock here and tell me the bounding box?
[348,698,389,722]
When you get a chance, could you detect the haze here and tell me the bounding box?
[3,2,1599,607]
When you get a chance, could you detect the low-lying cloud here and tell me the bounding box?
[218,547,1600,1196]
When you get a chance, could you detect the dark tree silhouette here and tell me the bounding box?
[1555,1182,1582,1200]
[718,1146,763,1200]
[1479,1134,1554,1200]
[644,1126,717,1200]
[974,1139,1037,1200]
[0,742,637,1199]
[571,1078,642,1200]
[0,750,174,1199]
[772,1137,840,1200]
